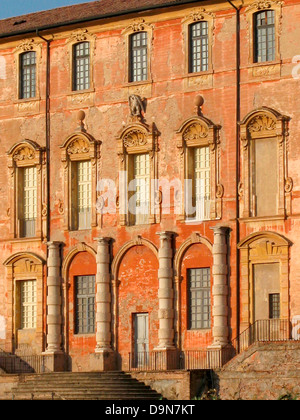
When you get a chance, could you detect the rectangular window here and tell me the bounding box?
[188,268,211,330]
[73,42,90,91]
[20,280,37,330]
[20,51,36,99]
[254,10,275,63]
[19,166,37,238]
[131,153,150,225]
[77,160,92,230]
[269,293,280,319]
[130,32,148,82]
[189,21,209,73]
[187,147,211,221]
[75,275,95,335]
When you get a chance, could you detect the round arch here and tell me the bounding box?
[111,236,158,281]
[62,242,97,281]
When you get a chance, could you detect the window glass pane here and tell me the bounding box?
[269,293,280,319]
[75,276,95,334]
[188,268,211,330]
[20,166,37,238]
[254,10,275,63]
[189,21,209,73]
[20,280,37,329]
[133,153,150,225]
[130,32,148,82]
[77,161,92,230]
[20,51,36,99]
[194,147,210,220]
[73,42,90,91]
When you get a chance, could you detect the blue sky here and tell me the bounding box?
[0,0,95,19]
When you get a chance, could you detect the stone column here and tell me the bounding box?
[46,242,62,354]
[155,232,176,369]
[90,237,115,371]
[44,242,64,372]
[210,226,230,348]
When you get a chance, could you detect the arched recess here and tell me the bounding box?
[61,243,97,359]
[238,231,292,331]
[174,233,213,349]
[111,236,158,353]
[4,252,46,354]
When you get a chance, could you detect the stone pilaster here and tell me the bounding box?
[45,242,63,355]
[155,232,175,350]
[210,226,230,348]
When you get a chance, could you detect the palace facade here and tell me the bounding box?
[0,0,299,374]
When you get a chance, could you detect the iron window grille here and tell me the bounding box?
[269,293,280,319]
[254,10,275,63]
[73,42,90,91]
[189,21,209,73]
[75,275,95,335]
[188,268,211,330]
[20,51,36,99]
[129,32,148,82]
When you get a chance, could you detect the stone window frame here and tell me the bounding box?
[245,0,283,66]
[66,29,96,95]
[3,252,45,354]
[239,107,291,220]
[116,121,159,226]
[238,231,291,330]
[176,115,223,222]
[182,8,215,77]
[122,18,154,86]
[60,131,100,231]
[7,140,46,240]
[14,39,42,102]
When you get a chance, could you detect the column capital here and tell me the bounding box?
[156,231,174,240]
[47,241,62,249]
[210,226,230,235]
[94,237,112,245]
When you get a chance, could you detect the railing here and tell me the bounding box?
[0,348,52,374]
[231,319,292,356]
[128,319,294,372]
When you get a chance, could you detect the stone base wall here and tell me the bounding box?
[129,370,207,400]
[216,342,300,400]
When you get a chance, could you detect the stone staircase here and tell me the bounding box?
[5,372,163,400]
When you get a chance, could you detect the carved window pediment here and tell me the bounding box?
[61,132,98,162]
[117,122,155,155]
[7,140,43,168]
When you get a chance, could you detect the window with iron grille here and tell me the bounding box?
[188,268,211,330]
[20,166,37,238]
[269,293,280,319]
[20,51,36,99]
[20,280,37,330]
[73,42,90,91]
[189,21,209,73]
[129,32,148,82]
[75,275,95,334]
[254,10,275,63]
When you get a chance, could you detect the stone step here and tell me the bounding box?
[7,371,163,400]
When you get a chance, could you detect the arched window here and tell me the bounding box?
[19,51,36,99]
[129,32,148,82]
[73,41,90,91]
[254,10,275,63]
[189,21,209,73]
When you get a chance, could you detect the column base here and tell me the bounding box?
[41,351,65,372]
[152,348,178,371]
[90,350,117,372]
